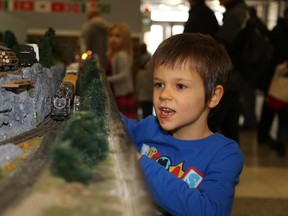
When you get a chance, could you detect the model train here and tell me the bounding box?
[16,44,38,66]
[50,63,80,120]
[0,44,38,71]
[0,45,19,71]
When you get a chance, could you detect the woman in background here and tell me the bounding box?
[106,23,137,119]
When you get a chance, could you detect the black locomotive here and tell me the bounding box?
[50,63,79,120]
[16,44,38,66]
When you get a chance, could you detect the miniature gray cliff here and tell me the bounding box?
[0,63,65,142]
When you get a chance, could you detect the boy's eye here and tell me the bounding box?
[176,83,187,89]
[154,82,163,88]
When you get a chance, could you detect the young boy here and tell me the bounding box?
[122,33,243,216]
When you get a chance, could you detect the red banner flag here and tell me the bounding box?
[14,0,34,11]
[51,2,65,12]
[35,1,50,13]
[66,2,81,13]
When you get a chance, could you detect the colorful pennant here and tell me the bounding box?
[0,0,110,14]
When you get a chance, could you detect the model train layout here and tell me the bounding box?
[0,54,154,215]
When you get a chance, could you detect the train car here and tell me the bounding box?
[50,82,75,120]
[16,44,38,66]
[0,45,19,71]
[50,63,79,120]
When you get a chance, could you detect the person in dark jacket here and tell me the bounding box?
[208,0,249,142]
[183,0,219,37]
[269,7,288,68]
[257,7,288,157]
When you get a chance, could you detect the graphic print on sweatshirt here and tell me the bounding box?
[141,144,204,188]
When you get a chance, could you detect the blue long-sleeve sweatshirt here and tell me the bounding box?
[122,115,244,216]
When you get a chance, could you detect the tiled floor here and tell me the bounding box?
[231,123,288,215]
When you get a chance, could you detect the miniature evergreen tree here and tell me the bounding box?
[46,27,63,61]
[39,29,54,67]
[3,30,18,49]
[51,140,92,184]
[39,37,53,67]
[61,112,108,166]
[0,32,3,44]
[81,78,106,116]
[50,111,108,184]
[39,27,63,67]
[76,58,100,96]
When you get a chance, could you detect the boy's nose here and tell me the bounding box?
[160,87,173,100]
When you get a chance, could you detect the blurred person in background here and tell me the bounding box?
[183,0,219,37]
[135,43,153,119]
[258,7,288,155]
[209,0,250,142]
[106,23,137,119]
[80,6,111,67]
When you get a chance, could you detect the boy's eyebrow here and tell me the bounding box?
[153,76,193,82]
[176,78,194,82]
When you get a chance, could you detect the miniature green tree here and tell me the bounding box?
[46,27,63,61]
[61,112,108,165]
[39,27,63,67]
[3,30,18,49]
[39,29,54,67]
[0,32,3,44]
[39,39,53,67]
[76,58,100,96]
[50,111,108,184]
[51,140,92,184]
[81,78,106,116]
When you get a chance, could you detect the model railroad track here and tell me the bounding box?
[0,117,63,146]
[0,118,62,214]
[0,69,20,78]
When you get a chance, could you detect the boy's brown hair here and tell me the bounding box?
[149,33,232,103]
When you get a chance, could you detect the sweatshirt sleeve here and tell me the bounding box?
[139,145,243,216]
[106,52,131,84]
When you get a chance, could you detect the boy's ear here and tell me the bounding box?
[208,85,224,108]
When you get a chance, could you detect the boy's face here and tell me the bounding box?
[153,64,212,140]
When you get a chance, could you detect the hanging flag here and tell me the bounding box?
[98,4,111,14]
[81,2,86,13]
[1,0,103,13]
[66,2,81,13]
[7,0,13,11]
[51,2,65,12]
[86,2,97,11]
[0,0,8,11]
[35,1,50,13]
[13,0,34,11]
